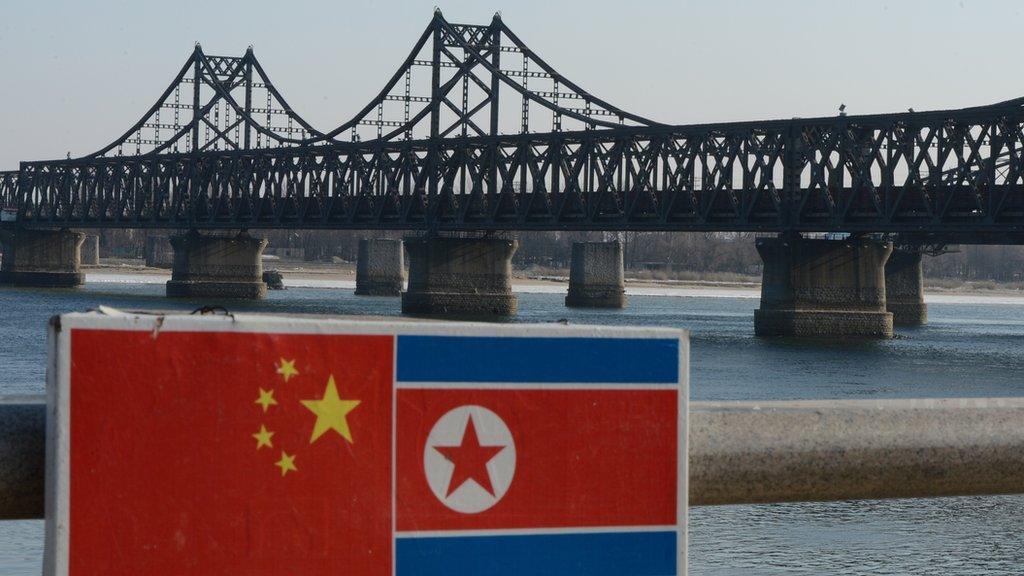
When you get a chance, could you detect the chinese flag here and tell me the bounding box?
[68,330,394,576]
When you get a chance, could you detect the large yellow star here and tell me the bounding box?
[255,388,278,412]
[301,375,361,445]
[276,358,299,383]
[253,425,274,450]
[275,450,297,477]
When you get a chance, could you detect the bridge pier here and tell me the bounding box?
[886,249,928,326]
[401,236,517,317]
[355,238,405,296]
[166,231,268,299]
[80,234,100,266]
[0,229,85,288]
[754,235,894,338]
[145,235,174,268]
[565,240,627,308]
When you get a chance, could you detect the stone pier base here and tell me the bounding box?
[754,236,894,338]
[355,238,405,296]
[166,231,267,299]
[886,250,928,326]
[145,236,174,268]
[402,236,517,316]
[80,235,100,266]
[0,229,85,287]
[565,241,627,308]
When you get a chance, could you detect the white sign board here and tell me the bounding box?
[46,311,688,575]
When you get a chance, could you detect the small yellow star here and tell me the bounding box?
[275,450,297,477]
[301,375,361,445]
[255,388,278,413]
[276,358,299,383]
[252,425,274,450]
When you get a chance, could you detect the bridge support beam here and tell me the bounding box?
[0,229,85,288]
[402,236,518,317]
[754,235,894,338]
[565,240,627,308]
[885,249,928,326]
[80,234,100,266]
[355,238,405,296]
[166,231,268,299]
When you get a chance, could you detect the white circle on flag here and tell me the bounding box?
[423,405,516,514]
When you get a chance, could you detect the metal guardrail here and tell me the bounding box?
[1,396,1023,519]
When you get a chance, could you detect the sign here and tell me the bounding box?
[45,312,688,575]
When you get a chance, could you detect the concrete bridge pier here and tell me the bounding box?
[80,234,100,266]
[885,249,928,326]
[401,235,518,316]
[0,229,85,288]
[145,236,174,268]
[166,231,268,299]
[355,238,405,296]
[565,240,627,308]
[754,235,894,338]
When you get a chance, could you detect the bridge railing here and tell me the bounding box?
[0,396,1021,519]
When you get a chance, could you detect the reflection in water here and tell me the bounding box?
[1,282,1023,574]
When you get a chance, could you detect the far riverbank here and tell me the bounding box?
[84,259,1024,305]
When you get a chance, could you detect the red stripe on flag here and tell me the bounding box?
[68,330,394,576]
[395,388,678,532]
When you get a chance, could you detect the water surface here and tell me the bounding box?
[1,281,1023,574]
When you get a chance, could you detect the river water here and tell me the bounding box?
[1,277,1023,574]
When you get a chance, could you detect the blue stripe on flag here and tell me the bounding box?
[396,335,678,383]
[395,530,677,576]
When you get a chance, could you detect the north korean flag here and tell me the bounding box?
[48,314,685,576]
[393,334,685,576]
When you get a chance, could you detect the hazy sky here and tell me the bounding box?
[1,0,1021,168]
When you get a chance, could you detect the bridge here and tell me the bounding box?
[3,11,1024,234]
[0,11,1020,336]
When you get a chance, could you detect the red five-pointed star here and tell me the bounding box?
[434,415,506,497]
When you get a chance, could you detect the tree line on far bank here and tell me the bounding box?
[92,229,1023,283]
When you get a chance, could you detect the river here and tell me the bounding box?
[1,277,1023,574]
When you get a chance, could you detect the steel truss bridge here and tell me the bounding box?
[3,11,1024,237]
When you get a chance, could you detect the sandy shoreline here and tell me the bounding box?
[82,261,1024,304]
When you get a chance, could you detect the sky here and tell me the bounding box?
[1,0,1022,169]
